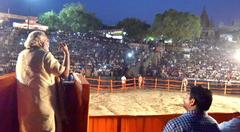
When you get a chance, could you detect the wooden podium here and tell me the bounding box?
[0,73,90,132]
[57,74,90,132]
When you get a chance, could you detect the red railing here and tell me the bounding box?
[89,113,240,132]
[86,77,240,94]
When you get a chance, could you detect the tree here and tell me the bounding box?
[151,9,201,43]
[59,3,102,32]
[117,18,150,40]
[38,10,61,31]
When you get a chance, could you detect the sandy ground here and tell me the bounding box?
[89,89,240,116]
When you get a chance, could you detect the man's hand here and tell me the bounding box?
[58,42,69,54]
[58,42,70,78]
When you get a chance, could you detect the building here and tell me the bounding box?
[200,7,215,39]
[0,12,48,31]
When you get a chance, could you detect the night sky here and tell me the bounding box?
[0,0,240,25]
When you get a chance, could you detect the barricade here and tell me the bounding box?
[86,77,240,94]
[89,113,240,132]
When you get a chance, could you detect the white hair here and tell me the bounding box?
[24,31,47,48]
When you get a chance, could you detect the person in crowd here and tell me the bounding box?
[181,78,188,92]
[16,31,70,132]
[138,74,143,88]
[163,85,220,132]
[218,116,240,132]
[121,75,127,89]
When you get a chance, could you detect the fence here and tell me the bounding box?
[86,77,240,95]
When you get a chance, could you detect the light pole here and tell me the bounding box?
[27,17,30,31]
[27,0,33,31]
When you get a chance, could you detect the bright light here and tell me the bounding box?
[164,39,173,44]
[145,36,155,41]
[127,52,133,58]
[234,49,240,61]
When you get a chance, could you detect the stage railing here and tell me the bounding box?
[89,113,240,132]
[86,77,240,94]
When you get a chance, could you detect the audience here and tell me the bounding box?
[1,26,240,84]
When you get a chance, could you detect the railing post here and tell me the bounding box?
[125,79,127,90]
[224,82,227,95]
[155,78,157,89]
[181,81,183,92]
[208,82,210,90]
[167,79,170,91]
[184,83,187,92]
[110,80,113,92]
[134,78,136,89]
[97,76,101,92]
[142,77,145,89]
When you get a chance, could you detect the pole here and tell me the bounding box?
[134,78,136,89]
[110,80,113,92]
[167,80,170,91]
[97,76,101,93]
[155,78,157,89]
[208,82,210,90]
[224,82,227,95]
[181,80,183,92]
[142,77,145,89]
[27,0,32,32]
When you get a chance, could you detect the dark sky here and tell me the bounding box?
[0,0,240,25]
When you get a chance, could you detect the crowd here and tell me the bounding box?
[145,41,240,82]
[1,27,240,82]
[0,28,26,74]
[0,27,148,78]
[8,31,240,132]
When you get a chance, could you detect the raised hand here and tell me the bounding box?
[58,42,69,54]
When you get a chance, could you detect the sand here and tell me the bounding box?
[89,89,240,116]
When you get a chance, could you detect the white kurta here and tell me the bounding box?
[16,47,65,132]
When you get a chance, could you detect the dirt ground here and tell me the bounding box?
[89,89,240,116]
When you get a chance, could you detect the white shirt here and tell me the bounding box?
[121,76,126,83]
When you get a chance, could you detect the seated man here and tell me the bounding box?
[163,85,220,132]
[218,116,240,132]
